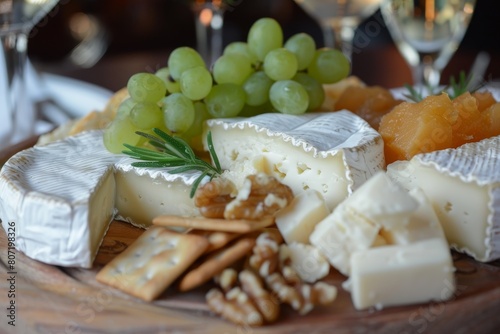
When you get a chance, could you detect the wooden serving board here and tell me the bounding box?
[1,139,500,333]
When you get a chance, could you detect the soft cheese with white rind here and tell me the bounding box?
[348,238,455,310]
[205,111,385,211]
[0,130,204,268]
[387,135,500,262]
[0,131,117,268]
[114,157,202,229]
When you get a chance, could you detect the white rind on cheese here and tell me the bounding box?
[0,130,205,268]
[348,238,455,310]
[387,135,500,262]
[0,131,117,268]
[205,111,385,211]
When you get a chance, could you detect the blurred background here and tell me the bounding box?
[27,0,500,92]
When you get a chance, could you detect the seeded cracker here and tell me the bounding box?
[96,226,209,301]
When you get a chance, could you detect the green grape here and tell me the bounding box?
[103,117,142,154]
[307,48,350,84]
[223,41,258,64]
[167,47,205,81]
[263,48,298,81]
[269,80,309,115]
[205,83,246,118]
[284,33,316,70]
[180,66,213,101]
[181,101,211,151]
[155,67,180,94]
[162,93,195,134]
[242,71,274,106]
[293,73,325,111]
[213,54,253,85]
[115,97,136,120]
[129,102,163,129]
[247,17,283,61]
[127,73,166,103]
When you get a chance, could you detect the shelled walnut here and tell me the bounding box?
[206,231,338,327]
[195,173,294,220]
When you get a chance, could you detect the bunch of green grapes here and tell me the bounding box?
[104,17,350,153]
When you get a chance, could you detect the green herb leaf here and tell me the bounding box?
[122,128,223,198]
[404,70,484,102]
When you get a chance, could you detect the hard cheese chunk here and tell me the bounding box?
[387,135,500,262]
[275,189,330,244]
[349,238,455,310]
[0,131,117,268]
[114,158,203,228]
[205,111,385,211]
[309,172,419,275]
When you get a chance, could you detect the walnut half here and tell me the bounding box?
[195,173,294,220]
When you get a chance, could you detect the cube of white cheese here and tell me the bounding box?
[205,111,385,211]
[309,172,419,275]
[380,188,446,245]
[348,238,455,310]
[387,135,500,262]
[275,189,330,244]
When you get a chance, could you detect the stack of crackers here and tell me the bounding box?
[95,216,275,302]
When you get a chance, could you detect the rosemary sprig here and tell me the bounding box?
[122,128,223,198]
[404,70,485,102]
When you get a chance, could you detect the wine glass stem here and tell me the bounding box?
[0,31,34,146]
[193,2,224,67]
[321,20,354,61]
[412,55,441,88]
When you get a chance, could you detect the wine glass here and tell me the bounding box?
[293,0,383,60]
[0,0,60,149]
[381,0,476,88]
[190,0,225,67]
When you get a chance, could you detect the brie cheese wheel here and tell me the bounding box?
[205,111,385,211]
[0,130,203,268]
[387,135,500,262]
[0,131,117,268]
[348,238,455,310]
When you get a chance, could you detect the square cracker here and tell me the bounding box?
[96,226,209,301]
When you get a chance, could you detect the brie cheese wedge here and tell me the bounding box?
[387,135,500,262]
[204,111,385,211]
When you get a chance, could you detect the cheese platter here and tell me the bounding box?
[2,16,500,334]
